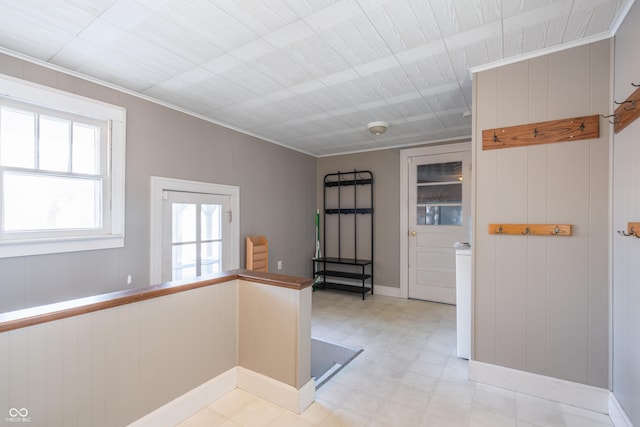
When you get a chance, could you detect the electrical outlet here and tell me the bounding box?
[277,260,283,270]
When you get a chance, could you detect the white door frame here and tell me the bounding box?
[400,141,471,299]
[150,176,240,285]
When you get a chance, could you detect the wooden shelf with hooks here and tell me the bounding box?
[488,224,572,236]
[482,115,599,150]
[618,222,640,238]
[613,85,640,134]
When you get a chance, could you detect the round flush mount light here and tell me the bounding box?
[367,121,389,135]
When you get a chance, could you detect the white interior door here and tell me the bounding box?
[162,191,231,282]
[408,151,471,303]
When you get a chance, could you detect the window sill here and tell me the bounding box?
[0,234,124,258]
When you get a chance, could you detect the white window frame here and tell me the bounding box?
[149,176,240,284]
[0,74,126,258]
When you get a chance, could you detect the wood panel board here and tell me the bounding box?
[614,86,640,134]
[482,115,599,150]
[488,224,572,236]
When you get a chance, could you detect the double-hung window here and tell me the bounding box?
[0,74,125,257]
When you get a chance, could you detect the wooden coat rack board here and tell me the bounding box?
[617,221,640,238]
[482,115,599,150]
[489,224,572,236]
[613,84,640,134]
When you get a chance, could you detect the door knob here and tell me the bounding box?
[410,231,417,236]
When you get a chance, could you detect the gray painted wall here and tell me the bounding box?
[317,149,401,289]
[0,53,317,313]
[612,2,640,423]
[473,40,610,388]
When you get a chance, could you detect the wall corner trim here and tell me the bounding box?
[609,392,634,427]
[468,360,609,414]
[237,367,315,414]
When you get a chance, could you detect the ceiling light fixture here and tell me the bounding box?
[367,121,389,135]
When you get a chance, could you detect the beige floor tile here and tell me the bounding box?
[229,400,283,427]
[268,411,317,427]
[208,389,258,418]
[177,407,227,427]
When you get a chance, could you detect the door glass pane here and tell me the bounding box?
[201,204,221,240]
[40,116,70,172]
[417,206,462,225]
[417,184,462,203]
[172,243,196,280]
[3,172,101,231]
[1,107,35,168]
[201,241,221,275]
[417,161,462,183]
[172,203,196,243]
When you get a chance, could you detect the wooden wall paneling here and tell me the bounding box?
[60,317,78,426]
[44,321,63,425]
[526,142,550,375]
[546,139,591,384]
[77,314,93,423]
[494,148,528,370]
[473,70,498,363]
[27,325,48,425]
[494,60,529,370]
[0,332,8,424]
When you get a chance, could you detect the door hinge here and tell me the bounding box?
[162,191,168,200]
[226,210,232,222]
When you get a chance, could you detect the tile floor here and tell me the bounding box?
[179,291,614,427]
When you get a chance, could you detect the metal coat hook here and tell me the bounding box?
[551,226,561,235]
[497,225,504,234]
[533,128,538,137]
[493,131,498,142]
[615,99,636,111]
[601,113,619,124]
[522,226,530,235]
[618,227,640,238]
[578,121,585,132]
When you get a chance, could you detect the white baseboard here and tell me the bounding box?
[128,368,237,427]
[237,367,315,414]
[373,285,402,298]
[128,367,317,426]
[469,360,609,414]
[609,392,634,427]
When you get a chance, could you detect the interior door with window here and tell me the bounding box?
[162,191,231,282]
[408,151,470,303]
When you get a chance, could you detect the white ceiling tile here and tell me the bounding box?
[100,0,152,30]
[230,38,274,62]
[283,36,351,77]
[320,69,360,87]
[263,20,315,48]
[316,15,393,66]
[151,0,257,51]
[427,0,459,36]
[304,0,362,32]
[353,56,401,76]
[77,18,127,47]
[201,54,243,74]
[444,21,502,50]
[50,38,101,69]
[396,40,448,64]
[289,80,326,95]
[253,52,317,87]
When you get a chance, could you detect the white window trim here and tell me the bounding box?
[149,176,240,285]
[0,74,126,258]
